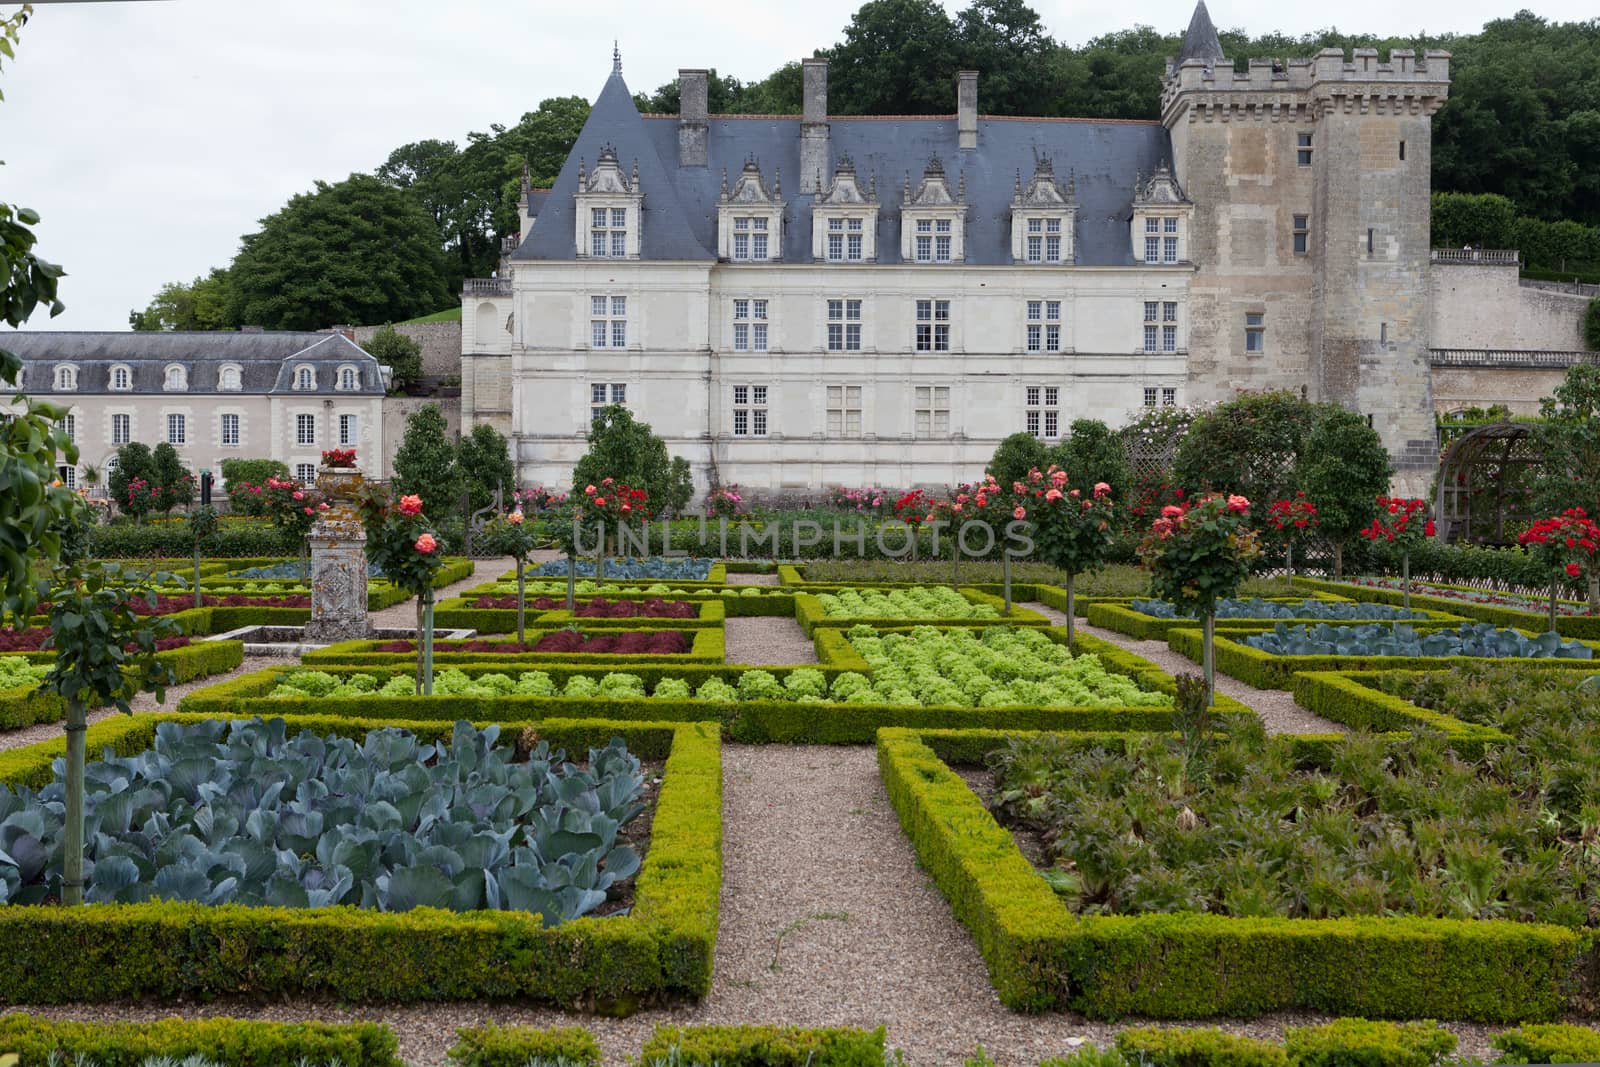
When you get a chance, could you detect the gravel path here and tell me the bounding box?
[1021,602,1345,736]
[369,559,502,629]
[724,617,818,665]
[7,743,1505,1066]
[724,572,780,586]
[0,654,283,753]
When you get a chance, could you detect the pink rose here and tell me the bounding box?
[397,494,423,516]
[415,532,438,554]
[1161,505,1183,519]
[1093,482,1111,497]
[1226,494,1250,513]
[292,491,304,500]
[1013,506,1026,520]
[303,507,313,515]
[507,510,525,525]
[594,497,606,507]
[1050,470,1068,488]
[1045,488,1062,501]
[318,502,330,511]
[584,484,596,495]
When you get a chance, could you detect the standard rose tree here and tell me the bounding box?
[484,507,537,642]
[1264,492,1318,587]
[1030,466,1116,646]
[1518,508,1600,630]
[360,489,444,694]
[1358,496,1435,610]
[1139,493,1260,707]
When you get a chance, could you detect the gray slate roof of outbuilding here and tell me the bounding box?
[514,69,1175,268]
[6,331,386,396]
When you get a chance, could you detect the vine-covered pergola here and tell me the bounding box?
[1433,422,1542,544]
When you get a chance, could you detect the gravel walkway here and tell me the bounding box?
[369,559,503,629]
[724,617,819,665]
[7,743,1504,1066]
[724,572,780,586]
[1021,602,1345,736]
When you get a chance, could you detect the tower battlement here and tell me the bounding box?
[1162,47,1451,122]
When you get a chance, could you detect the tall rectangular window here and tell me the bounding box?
[827,299,861,352]
[590,295,627,348]
[1027,217,1042,263]
[732,299,770,352]
[1025,385,1060,440]
[1293,214,1310,255]
[914,385,950,438]
[1145,235,1161,261]
[590,207,627,257]
[220,413,240,447]
[1246,312,1266,353]
[1143,301,1159,354]
[827,218,844,262]
[1161,301,1178,353]
[1162,387,1177,406]
[111,413,130,445]
[1045,300,1061,352]
[731,384,769,437]
[915,299,950,352]
[1045,218,1061,263]
[591,382,627,422]
[936,219,952,262]
[916,219,932,263]
[732,217,769,261]
[826,384,862,437]
[847,217,863,261]
[339,414,358,446]
[60,413,75,441]
[1163,233,1178,263]
[1143,387,1158,407]
[296,463,316,486]
[167,413,186,445]
[56,464,76,490]
[1297,131,1313,166]
[296,413,316,446]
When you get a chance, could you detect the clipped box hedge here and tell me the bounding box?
[499,562,729,587]
[0,712,722,1009]
[1294,576,1600,640]
[640,1025,887,1067]
[1167,625,1600,690]
[1291,670,1514,757]
[436,594,790,631]
[1085,600,1461,642]
[0,640,244,730]
[0,1013,401,1067]
[878,725,1589,1021]
[301,626,726,667]
[792,588,1048,636]
[446,1023,602,1067]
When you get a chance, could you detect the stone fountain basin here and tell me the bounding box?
[206,626,478,658]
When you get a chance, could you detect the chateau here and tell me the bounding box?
[459,2,1484,496]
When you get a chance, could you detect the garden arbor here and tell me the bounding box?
[1433,422,1542,544]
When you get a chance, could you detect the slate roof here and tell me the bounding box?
[1177,0,1227,66]
[6,331,387,396]
[515,69,1175,268]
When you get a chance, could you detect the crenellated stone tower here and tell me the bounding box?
[1162,1,1451,488]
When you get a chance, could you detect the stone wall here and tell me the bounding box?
[1429,265,1590,351]
[382,396,462,446]
[354,321,463,379]
[1431,366,1567,417]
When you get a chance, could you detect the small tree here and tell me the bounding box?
[1030,467,1116,646]
[361,489,445,693]
[221,458,290,515]
[987,432,1050,493]
[1357,497,1435,610]
[1585,298,1600,352]
[484,508,536,642]
[189,505,218,608]
[1172,390,1316,505]
[1262,492,1319,586]
[150,442,194,517]
[1051,419,1133,503]
[573,405,678,514]
[39,560,178,905]
[1297,410,1392,578]
[1531,365,1600,610]
[457,422,515,513]
[365,324,424,393]
[1518,509,1600,630]
[665,456,695,517]
[392,403,465,521]
[108,442,156,521]
[1140,493,1260,707]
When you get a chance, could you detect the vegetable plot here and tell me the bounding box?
[1241,622,1594,659]
[1131,598,1424,622]
[0,719,644,925]
[817,587,996,619]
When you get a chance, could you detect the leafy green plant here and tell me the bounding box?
[1132,598,1421,622]
[1241,620,1593,659]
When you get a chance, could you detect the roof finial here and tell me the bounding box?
[612,40,622,75]
[631,158,640,190]
[773,167,781,196]
[720,167,729,198]
[958,169,966,201]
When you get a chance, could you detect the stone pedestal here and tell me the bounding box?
[302,466,373,643]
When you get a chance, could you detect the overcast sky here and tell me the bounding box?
[1,0,1590,332]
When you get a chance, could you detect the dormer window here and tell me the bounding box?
[293,365,316,390]
[53,364,77,391]
[109,364,132,391]
[218,364,242,391]
[163,364,187,391]
[717,159,784,262]
[1009,158,1075,266]
[575,144,643,260]
[811,157,878,264]
[901,157,966,264]
[1130,162,1194,265]
[337,364,359,391]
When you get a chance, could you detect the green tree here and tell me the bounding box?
[1173,390,1317,507]
[457,422,515,513]
[391,404,464,520]
[150,442,193,517]
[666,456,695,517]
[1297,409,1393,578]
[1050,418,1132,503]
[987,431,1050,490]
[1532,364,1600,518]
[1586,299,1600,350]
[824,0,961,115]
[956,0,1066,116]
[128,268,234,332]
[572,405,676,517]
[228,174,450,330]
[108,442,156,521]
[364,324,424,393]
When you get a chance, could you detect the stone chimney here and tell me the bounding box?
[678,68,709,167]
[958,71,978,150]
[800,57,830,193]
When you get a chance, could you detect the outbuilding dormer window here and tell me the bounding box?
[574,144,643,260]
[163,364,187,391]
[1009,157,1076,266]
[53,364,77,391]
[811,157,878,264]
[900,157,966,264]
[717,159,784,262]
[109,364,132,391]
[337,365,359,391]
[218,364,242,391]
[1130,162,1194,265]
[294,365,316,391]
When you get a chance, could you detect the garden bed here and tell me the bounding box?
[879,725,1587,1021]
[793,589,1048,635]
[0,712,720,1009]
[520,559,726,584]
[1295,576,1600,640]
[302,627,726,667]
[1086,597,1458,640]
[435,598,730,633]
[0,641,244,730]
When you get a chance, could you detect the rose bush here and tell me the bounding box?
[1029,466,1116,645]
[1359,496,1435,608]
[1518,507,1600,627]
[360,486,445,693]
